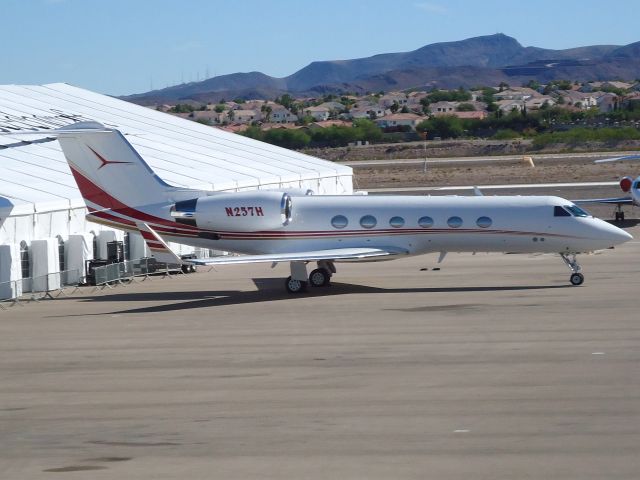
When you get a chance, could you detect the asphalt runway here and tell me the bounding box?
[1,221,639,478]
[341,150,640,168]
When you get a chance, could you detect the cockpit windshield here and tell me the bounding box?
[554,205,590,217]
[565,204,590,217]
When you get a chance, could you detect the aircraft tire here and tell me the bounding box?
[570,273,584,286]
[309,268,330,287]
[285,276,307,294]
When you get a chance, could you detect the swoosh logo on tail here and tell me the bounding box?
[89,147,133,169]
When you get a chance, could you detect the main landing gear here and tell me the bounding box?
[560,253,584,286]
[614,205,625,223]
[284,260,335,294]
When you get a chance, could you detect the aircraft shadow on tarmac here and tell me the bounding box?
[66,279,571,316]
[605,219,640,228]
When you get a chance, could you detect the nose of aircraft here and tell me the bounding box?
[597,219,633,246]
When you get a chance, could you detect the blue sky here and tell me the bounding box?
[2,0,639,96]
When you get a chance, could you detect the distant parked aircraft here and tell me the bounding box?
[6,123,632,291]
[575,154,640,222]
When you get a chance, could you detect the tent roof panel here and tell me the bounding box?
[0,83,352,214]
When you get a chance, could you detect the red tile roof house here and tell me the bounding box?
[374,113,423,130]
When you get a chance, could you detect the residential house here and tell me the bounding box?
[260,123,300,131]
[429,101,458,114]
[218,124,249,133]
[374,113,422,130]
[380,93,408,108]
[622,92,640,108]
[588,81,632,92]
[318,101,345,112]
[270,106,298,123]
[308,120,352,129]
[603,81,632,91]
[406,91,429,110]
[595,92,619,112]
[524,95,557,110]
[557,91,596,109]
[347,102,389,119]
[231,109,260,124]
[191,110,229,124]
[303,106,331,121]
[493,88,535,102]
[450,111,487,120]
[496,99,524,113]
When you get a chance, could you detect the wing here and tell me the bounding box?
[574,196,634,205]
[134,221,407,266]
[189,247,407,265]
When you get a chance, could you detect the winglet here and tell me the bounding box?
[136,222,184,265]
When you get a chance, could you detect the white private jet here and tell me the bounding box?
[11,122,632,292]
[575,154,640,222]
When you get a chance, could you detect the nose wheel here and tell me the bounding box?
[569,272,584,286]
[561,254,584,286]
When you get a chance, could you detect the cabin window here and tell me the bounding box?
[389,216,405,228]
[476,216,492,228]
[447,216,463,228]
[331,215,348,229]
[360,215,377,229]
[418,216,433,228]
[554,206,571,217]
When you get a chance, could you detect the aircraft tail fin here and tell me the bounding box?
[55,122,186,210]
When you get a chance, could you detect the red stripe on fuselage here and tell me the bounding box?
[72,166,199,232]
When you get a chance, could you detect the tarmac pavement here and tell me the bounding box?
[1,226,639,479]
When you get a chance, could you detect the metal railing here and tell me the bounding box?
[0,268,81,308]
[91,258,183,287]
[0,258,192,311]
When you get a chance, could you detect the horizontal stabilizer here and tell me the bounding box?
[574,196,634,205]
[595,154,640,164]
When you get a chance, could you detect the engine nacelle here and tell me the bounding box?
[620,176,633,193]
[170,191,292,231]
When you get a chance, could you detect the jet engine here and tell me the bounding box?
[170,191,292,231]
[620,176,633,193]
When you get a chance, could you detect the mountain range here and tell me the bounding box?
[124,33,640,105]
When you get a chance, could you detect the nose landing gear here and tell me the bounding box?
[560,253,584,286]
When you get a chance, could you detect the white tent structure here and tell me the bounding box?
[0,83,353,299]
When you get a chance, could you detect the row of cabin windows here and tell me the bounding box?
[330,215,493,229]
